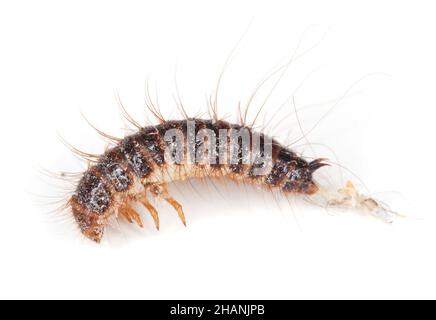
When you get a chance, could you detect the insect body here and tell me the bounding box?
[69,119,328,242]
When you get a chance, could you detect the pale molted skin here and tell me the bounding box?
[69,119,326,242]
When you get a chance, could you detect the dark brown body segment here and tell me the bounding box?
[70,119,326,242]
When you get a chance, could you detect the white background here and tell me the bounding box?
[1,0,435,299]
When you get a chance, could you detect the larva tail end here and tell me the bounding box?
[308,158,330,173]
[306,159,330,195]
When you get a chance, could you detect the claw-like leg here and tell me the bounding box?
[148,183,187,226]
[164,196,187,226]
[138,196,160,230]
[119,206,144,228]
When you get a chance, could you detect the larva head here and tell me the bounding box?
[70,171,113,243]
[71,205,105,242]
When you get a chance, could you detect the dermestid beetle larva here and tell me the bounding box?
[66,112,397,242]
[60,47,398,242]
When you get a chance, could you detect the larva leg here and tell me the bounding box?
[147,183,187,226]
[137,195,160,230]
[119,206,144,228]
[164,196,187,227]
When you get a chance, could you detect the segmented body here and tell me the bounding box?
[69,119,326,242]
